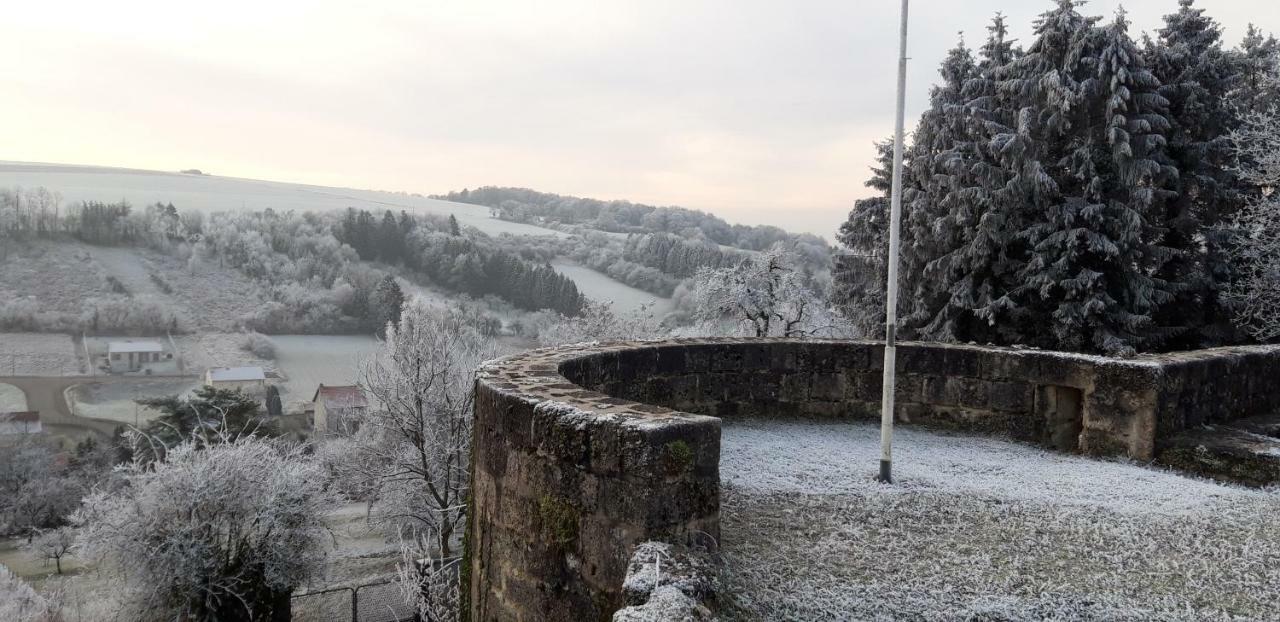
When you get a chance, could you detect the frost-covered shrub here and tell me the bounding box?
[238,331,276,359]
[0,564,58,622]
[74,436,335,621]
[1226,80,1280,341]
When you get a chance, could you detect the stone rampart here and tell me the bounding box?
[468,338,1280,621]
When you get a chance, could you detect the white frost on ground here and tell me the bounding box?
[0,333,82,376]
[551,259,674,317]
[719,421,1280,621]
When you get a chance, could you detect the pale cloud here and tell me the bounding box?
[1,0,1276,237]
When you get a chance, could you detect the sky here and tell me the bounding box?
[1,1,1277,238]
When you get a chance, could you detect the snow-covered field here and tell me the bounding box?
[271,335,380,403]
[0,161,564,239]
[0,242,112,315]
[0,333,82,376]
[551,259,674,317]
[719,421,1280,621]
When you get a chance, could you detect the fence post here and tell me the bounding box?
[351,586,359,622]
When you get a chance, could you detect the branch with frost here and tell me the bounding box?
[537,299,664,346]
[1225,88,1280,341]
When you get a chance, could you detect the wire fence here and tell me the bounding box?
[292,579,418,622]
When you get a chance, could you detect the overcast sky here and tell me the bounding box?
[2,1,1277,237]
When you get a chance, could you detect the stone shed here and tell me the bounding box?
[467,338,1280,621]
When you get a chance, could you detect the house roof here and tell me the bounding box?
[1,411,39,423]
[108,340,164,353]
[207,366,266,382]
[313,384,367,409]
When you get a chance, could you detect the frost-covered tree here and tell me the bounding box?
[396,528,461,622]
[354,301,496,557]
[134,385,275,463]
[999,3,1176,355]
[834,140,894,337]
[687,246,846,338]
[1146,0,1246,345]
[0,564,58,622]
[898,37,978,339]
[371,274,406,335]
[1234,24,1280,110]
[74,436,333,622]
[536,299,662,346]
[1224,83,1280,340]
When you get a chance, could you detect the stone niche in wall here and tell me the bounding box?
[467,338,1280,622]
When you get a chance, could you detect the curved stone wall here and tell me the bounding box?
[468,338,1280,621]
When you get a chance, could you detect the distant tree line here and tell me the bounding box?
[836,1,1280,355]
[434,186,830,254]
[336,208,583,315]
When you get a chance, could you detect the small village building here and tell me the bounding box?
[312,384,368,436]
[0,411,42,435]
[108,340,172,374]
[204,366,267,392]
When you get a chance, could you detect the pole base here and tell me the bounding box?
[877,460,892,484]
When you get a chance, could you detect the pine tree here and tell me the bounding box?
[448,214,461,237]
[371,275,406,335]
[835,139,895,336]
[897,37,978,339]
[379,210,402,264]
[1146,0,1245,345]
[1235,24,1280,110]
[926,14,1027,344]
[1002,1,1175,354]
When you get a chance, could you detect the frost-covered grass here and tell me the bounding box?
[551,259,674,316]
[719,421,1280,621]
[271,335,379,402]
[0,333,82,376]
[0,241,113,315]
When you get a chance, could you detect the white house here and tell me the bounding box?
[204,366,267,392]
[108,340,173,374]
[0,412,42,435]
[311,384,368,436]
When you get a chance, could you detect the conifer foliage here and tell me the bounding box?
[835,0,1280,354]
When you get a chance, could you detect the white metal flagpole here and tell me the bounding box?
[879,0,910,484]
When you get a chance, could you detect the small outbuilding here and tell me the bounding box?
[312,384,368,436]
[0,411,42,435]
[108,340,172,374]
[205,366,267,392]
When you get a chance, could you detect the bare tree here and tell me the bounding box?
[354,301,496,558]
[0,563,58,622]
[28,527,75,575]
[1226,80,1280,341]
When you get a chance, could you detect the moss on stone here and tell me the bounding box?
[539,495,580,546]
[664,440,694,475]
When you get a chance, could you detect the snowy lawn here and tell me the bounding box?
[271,335,379,403]
[719,421,1279,621]
[67,378,200,425]
[0,333,83,376]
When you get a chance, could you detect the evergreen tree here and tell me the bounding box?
[1235,24,1280,110]
[371,274,406,334]
[926,14,1028,344]
[835,140,895,336]
[448,214,461,237]
[898,37,978,339]
[1146,0,1244,345]
[1003,2,1175,354]
[379,210,402,264]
